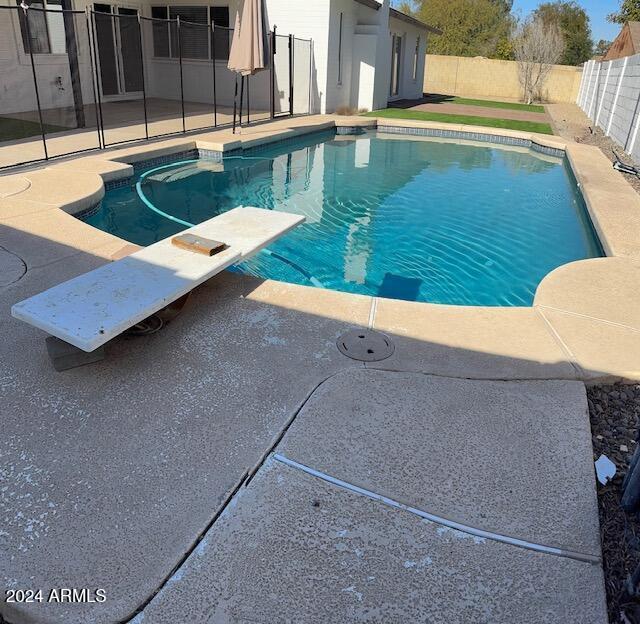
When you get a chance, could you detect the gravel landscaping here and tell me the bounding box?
[575,127,640,197]
[589,384,640,624]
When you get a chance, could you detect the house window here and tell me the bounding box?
[16,0,66,55]
[169,6,208,59]
[413,36,420,81]
[151,6,170,57]
[210,6,229,60]
[150,5,229,60]
[337,12,343,85]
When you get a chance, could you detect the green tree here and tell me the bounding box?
[533,1,593,65]
[495,37,515,60]
[607,0,640,24]
[406,0,515,58]
[594,39,612,56]
[493,0,514,12]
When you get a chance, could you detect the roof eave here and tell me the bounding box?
[389,7,442,34]
[352,0,442,35]
[354,0,381,10]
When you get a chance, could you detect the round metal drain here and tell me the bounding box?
[336,329,395,362]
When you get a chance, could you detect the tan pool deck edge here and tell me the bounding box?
[1,114,639,383]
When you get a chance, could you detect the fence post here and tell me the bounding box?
[595,61,611,128]
[239,73,244,126]
[85,7,103,149]
[22,3,48,160]
[577,61,587,107]
[270,27,276,119]
[581,60,594,110]
[607,57,628,137]
[308,39,313,115]
[232,75,238,132]
[576,62,586,107]
[625,82,640,155]
[588,62,601,119]
[289,33,294,116]
[578,61,588,109]
[177,15,186,133]
[138,13,149,139]
[89,9,106,148]
[627,105,640,155]
[584,61,598,115]
[211,22,217,127]
[581,60,594,111]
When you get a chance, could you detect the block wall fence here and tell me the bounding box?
[577,55,640,161]
[424,54,582,103]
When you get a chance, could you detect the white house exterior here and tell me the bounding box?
[0,0,435,126]
[265,0,435,112]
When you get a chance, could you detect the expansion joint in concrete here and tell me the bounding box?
[124,368,359,623]
[534,306,582,378]
[272,453,601,566]
[367,297,378,328]
[122,469,250,624]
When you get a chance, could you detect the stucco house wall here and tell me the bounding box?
[0,8,95,116]
[388,13,426,102]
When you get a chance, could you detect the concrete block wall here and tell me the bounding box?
[424,54,582,103]
[578,54,640,161]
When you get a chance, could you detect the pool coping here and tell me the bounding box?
[1,114,639,382]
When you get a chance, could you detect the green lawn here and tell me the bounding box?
[0,117,68,142]
[364,108,554,135]
[448,97,545,113]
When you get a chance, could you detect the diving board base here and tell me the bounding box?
[46,336,106,372]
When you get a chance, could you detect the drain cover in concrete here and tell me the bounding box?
[0,247,26,286]
[337,329,394,362]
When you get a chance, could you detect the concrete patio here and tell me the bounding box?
[0,267,608,624]
[0,98,268,168]
[2,113,640,623]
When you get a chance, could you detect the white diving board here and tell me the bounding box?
[12,207,305,353]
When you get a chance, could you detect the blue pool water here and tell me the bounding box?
[84,129,602,306]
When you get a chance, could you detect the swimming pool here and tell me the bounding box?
[84,129,602,306]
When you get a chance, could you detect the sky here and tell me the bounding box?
[390,1,624,44]
[512,0,620,43]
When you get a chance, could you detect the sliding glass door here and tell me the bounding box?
[94,3,142,99]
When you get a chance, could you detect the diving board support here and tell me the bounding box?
[45,336,106,372]
[12,207,305,358]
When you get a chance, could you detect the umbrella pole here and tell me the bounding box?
[239,75,245,128]
[232,74,238,134]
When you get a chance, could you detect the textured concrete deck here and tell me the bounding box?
[133,456,606,624]
[2,114,638,623]
[278,370,600,556]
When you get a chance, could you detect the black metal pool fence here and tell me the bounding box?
[0,3,313,170]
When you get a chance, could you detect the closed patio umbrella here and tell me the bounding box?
[227,0,269,132]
